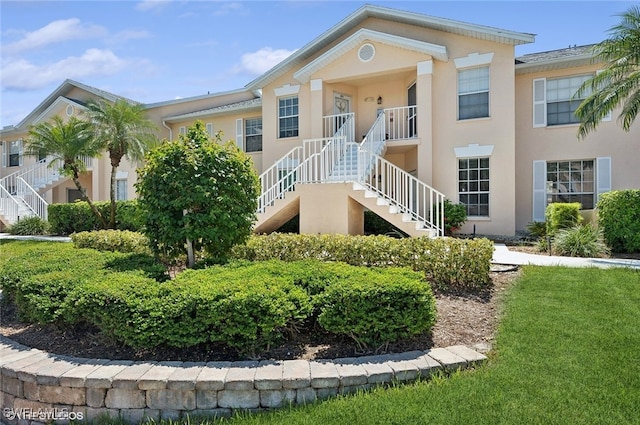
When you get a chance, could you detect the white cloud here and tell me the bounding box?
[1,49,127,90]
[110,30,152,45]
[240,47,296,75]
[213,2,246,16]
[2,18,107,55]
[136,0,172,13]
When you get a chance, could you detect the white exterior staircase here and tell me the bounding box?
[0,158,81,226]
[255,110,445,237]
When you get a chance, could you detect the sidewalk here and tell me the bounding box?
[492,243,640,269]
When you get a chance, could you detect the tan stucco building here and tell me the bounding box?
[1,5,638,236]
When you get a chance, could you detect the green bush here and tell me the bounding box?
[71,230,151,254]
[545,202,583,236]
[315,267,437,350]
[552,224,610,258]
[440,199,467,236]
[526,221,547,239]
[135,121,259,266]
[48,200,143,235]
[597,189,640,253]
[8,216,50,235]
[232,234,493,290]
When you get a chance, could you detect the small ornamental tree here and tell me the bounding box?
[135,121,259,267]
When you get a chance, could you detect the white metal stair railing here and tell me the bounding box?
[0,185,20,224]
[17,177,48,221]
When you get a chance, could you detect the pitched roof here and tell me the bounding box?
[246,4,535,90]
[163,98,262,122]
[515,44,599,74]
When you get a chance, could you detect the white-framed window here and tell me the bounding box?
[8,140,23,167]
[245,118,263,152]
[116,178,128,201]
[458,157,490,216]
[179,126,186,136]
[546,160,594,208]
[206,123,214,138]
[278,96,299,138]
[532,157,611,222]
[458,66,489,120]
[533,74,604,127]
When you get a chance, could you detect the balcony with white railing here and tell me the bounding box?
[383,106,418,142]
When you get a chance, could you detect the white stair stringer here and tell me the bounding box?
[254,190,301,234]
[351,183,437,238]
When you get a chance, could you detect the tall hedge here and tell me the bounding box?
[597,189,640,253]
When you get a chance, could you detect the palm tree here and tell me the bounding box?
[575,6,640,139]
[84,98,158,229]
[26,116,106,227]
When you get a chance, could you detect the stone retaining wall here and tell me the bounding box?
[1,336,486,424]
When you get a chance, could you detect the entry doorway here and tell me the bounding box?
[408,82,417,137]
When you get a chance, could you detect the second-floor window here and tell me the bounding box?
[458,66,489,120]
[278,96,298,138]
[245,118,263,152]
[8,140,23,167]
[546,75,591,126]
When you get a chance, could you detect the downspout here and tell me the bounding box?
[162,120,172,141]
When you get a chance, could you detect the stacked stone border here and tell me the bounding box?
[1,336,486,424]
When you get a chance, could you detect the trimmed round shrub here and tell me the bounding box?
[545,202,583,236]
[315,267,437,350]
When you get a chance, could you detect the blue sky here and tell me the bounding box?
[0,0,636,128]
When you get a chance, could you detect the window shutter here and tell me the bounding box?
[532,160,547,222]
[533,78,546,128]
[206,123,213,137]
[596,70,612,122]
[235,119,244,150]
[1,142,6,168]
[596,157,611,205]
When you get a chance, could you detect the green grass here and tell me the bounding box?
[215,266,639,425]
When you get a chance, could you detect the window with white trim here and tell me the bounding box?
[245,118,262,152]
[116,178,128,201]
[533,74,599,127]
[547,75,592,126]
[546,160,594,209]
[278,96,299,138]
[458,66,489,120]
[8,140,23,167]
[458,157,489,216]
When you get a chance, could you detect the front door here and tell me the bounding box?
[333,93,351,134]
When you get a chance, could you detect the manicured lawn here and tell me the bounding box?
[209,266,639,425]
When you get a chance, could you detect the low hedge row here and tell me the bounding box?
[232,233,493,290]
[71,230,151,254]
[0,242,437,356]
[48,200,144,235]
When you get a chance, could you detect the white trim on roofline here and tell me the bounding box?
[32,97,87,125]
[246,4,534,91]
[294,28,448,84]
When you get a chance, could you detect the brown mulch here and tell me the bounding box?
[0,269,519,362]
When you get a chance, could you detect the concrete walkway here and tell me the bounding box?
[2,233,639,269]
[492,243,640,269]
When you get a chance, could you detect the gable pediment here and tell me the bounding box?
[294,28,448,84]
[31,97,86,125]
